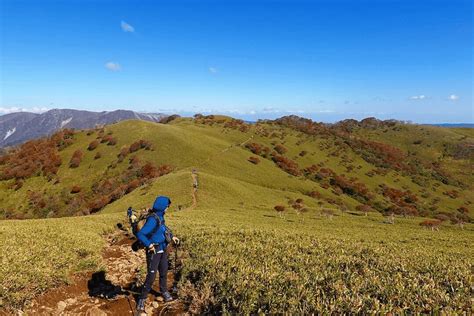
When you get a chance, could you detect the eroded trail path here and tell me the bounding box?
[191,172,198,209]
[26,229,184,316]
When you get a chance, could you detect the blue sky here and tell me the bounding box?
[1,0,472,123]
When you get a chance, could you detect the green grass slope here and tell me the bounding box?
[1,116,473,312]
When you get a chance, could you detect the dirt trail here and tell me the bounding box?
[25,229,184,316]
[190,172,198,209]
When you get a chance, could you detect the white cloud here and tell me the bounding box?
[0,106,49,114]
[105,62,121,71]
[409,95,427,100]
[448,94,459,101]
[209,67,218,74]
[121,21,135,33]
[262,107,279,113]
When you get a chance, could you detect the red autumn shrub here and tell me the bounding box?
[157,164,173,176]
[274,205,285,216]
[88,140,99,151]
[70,185,81,194]
[117,146,129,162]
[88,196,111,213]
[381,185,419,209]
[318,168,335,179]
[330,175,372,202]
[129,141,141,153]
[69,150,84,168]
[419,219,442,231]
[100,135,112,143]
[140,140,153,150]
[248,156,260,164]
[458,206,469,214]
[274,144,287,154]
[107,137,117,146]
[356,204,373,215]
[246,142,263,155]
[307,190,322,199]
[224,119,250,132]
[129,155,141,168]
[444,190,459,199]
[271,154,301,176]
[126,179,141,193]
[303,164,319,176]
[0,131,69,180]
[274,115,330,136]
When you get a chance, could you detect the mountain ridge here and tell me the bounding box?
[0,109,168,148]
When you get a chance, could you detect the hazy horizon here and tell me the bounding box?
[1,107,473,125]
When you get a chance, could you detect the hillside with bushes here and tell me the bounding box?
[1,115,473,313]
[1,115,472,223]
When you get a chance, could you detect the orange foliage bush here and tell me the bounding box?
[248,156,260,164]
[274,144,287,155]
[70,185,81,194]
[69,150,83,168]
[419,219,442,230]
[306,190,322,199]
[88,140,99,151]
[0,130,72,180]
[271,154,301,176]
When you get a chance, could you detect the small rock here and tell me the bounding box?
[94,299,99,304]
[66,298,77,305]
[156,296,164,302]
[152,301,159,308]
[57,301,67,312]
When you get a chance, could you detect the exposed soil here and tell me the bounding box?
[23,229,185,316]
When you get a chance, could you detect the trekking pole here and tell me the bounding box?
[174,242,178,275]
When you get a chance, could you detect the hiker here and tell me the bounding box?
[135,196,179,314]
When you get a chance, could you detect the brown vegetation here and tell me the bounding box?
[69,150,84,168]
[87,140,99,151]
[0,130,74,180]
[248,156,260,164]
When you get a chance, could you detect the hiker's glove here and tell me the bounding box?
[172,237,180,245]
[148,244,156,253]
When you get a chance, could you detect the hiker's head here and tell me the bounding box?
[152,196,171,213]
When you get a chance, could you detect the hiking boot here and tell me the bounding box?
[136,298,146,312]
[162,291,173,302]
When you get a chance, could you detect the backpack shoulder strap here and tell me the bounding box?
[146,213,162,236]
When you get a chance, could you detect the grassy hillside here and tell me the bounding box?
[0,212,122,307]
[1,116,472,221]
[0,115,473,312]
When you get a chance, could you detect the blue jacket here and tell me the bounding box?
[136,196,172,250]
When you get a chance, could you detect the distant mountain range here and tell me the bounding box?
[0,109,167,148]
